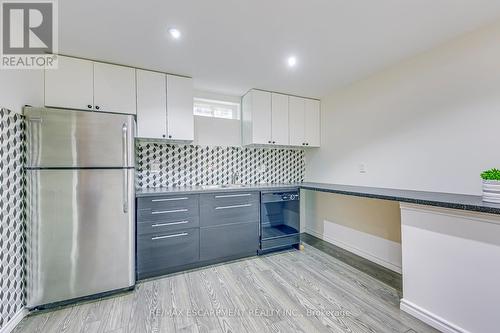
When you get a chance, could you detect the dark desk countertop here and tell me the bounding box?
[137,182,500,215]
[300,182,500,215]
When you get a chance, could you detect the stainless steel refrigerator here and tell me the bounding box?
[24,107,135,308]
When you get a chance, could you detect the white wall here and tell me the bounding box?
[0,69,44,114]
[400,204,500,333]
[193,116,241,147]
[194,90,241,104]
[302,190,402,272]
[306,19,500,196]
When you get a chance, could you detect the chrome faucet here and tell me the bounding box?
[231,172,239,185]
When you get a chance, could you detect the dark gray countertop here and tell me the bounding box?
[136,182,500,215]
[136,183,301,197]
[300,182,500,215]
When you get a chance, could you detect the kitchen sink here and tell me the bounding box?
[201,184,251,189]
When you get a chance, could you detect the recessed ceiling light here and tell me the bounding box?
[287,56,297,67]
[168,28,181,40]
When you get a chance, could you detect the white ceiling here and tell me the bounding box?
[60,0,500,98]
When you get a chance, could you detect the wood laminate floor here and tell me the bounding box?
[14,244,437,333]
[301,233,403,292]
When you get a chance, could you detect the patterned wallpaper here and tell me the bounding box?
[136,143,305,188]
[0,108,25,329]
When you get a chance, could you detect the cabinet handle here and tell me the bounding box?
[87,105,92,109]
[95,105,100,110]
[152,220,189,227]
[215,193,251,199]
[162,134,166,138]
[151,208,188,215]
[152,197,188,202]
[273,141,276,144]
[268,140,272,144]
[215,204,252,210]
[169,135,172,139]
[152,232,188,240]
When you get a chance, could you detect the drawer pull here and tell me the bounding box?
[152,220,189,227]
[151,197,189,202]
[215,204,252,210]
[215,193,252,199]
[152,208,188,215]
[152,232,188,240]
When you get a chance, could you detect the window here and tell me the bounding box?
[193,98,240,120]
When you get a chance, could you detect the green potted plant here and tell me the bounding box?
[481,168,500,203]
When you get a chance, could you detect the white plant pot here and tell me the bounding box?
[482,180,500,203]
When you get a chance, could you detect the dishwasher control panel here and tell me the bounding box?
[261,190,300,203]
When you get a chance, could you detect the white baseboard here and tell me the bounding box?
[400,299,469,333]
[305,222,402,273]
[0,307,27,333]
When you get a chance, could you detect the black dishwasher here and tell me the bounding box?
[259,189,300,254]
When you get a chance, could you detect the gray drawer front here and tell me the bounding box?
[200,192,259,227]
[137,194,199,211]
[137,216,199,235]
[137,195,199,223]
[137,206,199,223]
[200,222,259,261]
[137,228,199,273]
[201,191,259,207]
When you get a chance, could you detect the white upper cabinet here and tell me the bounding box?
[304,99,321,147]
[45,56,94,111]
[288,96,305,146]
[271,93,289,145]
[93,63,136,115]
[289,96,321,147]
[166,75,194,141]
[243,89,320,147]
[136,72,194,141]
[136,70,167,139]
[45,56,136,114]
[242,90,272,145]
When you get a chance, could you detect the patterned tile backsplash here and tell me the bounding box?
[0,108,25,329]
[136,143,305,188]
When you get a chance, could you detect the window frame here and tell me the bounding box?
[193,97,241,120]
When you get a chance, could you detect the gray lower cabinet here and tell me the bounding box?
[200,222,259,261]
[136,191,260,279]
[137,228,199,278]
[136,194,200,279]
[200,191,260,261]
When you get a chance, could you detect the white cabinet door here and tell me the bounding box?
[251,90,272,144]
[166,75,194,141]
[288,96,305,146]
[271,93,289,145]
[304,99,320,147]
[136,70,167,139]
[45,56,94,111]
[93,62,136,115]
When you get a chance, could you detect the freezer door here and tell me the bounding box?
[26,169,135,308]
[25,107,135,168]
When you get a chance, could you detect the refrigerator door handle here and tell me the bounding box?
[123,169,129,213]
[122,123,129,213]
[122,123,128,167]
